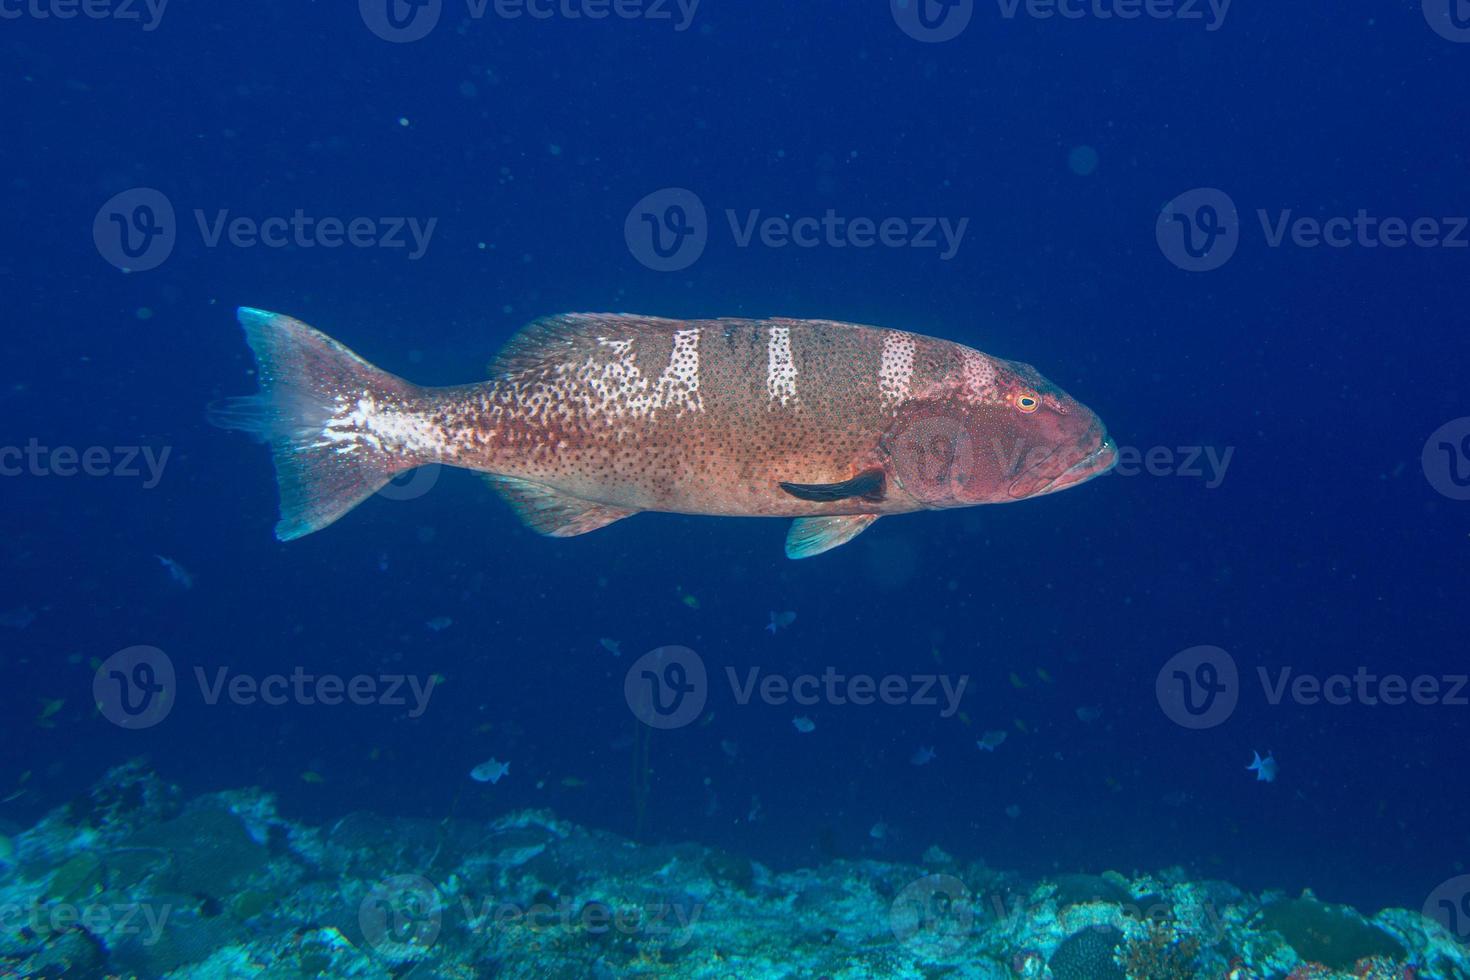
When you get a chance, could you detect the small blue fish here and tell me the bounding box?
[910,746,936,766]
[766,610,797,634]
[1247,750,1278,783]
[470,757,510,784]
[599,637,622,657]
[792,716,815,733]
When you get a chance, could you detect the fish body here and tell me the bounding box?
[910,745,937,766]
[1248,751,1278,783]
[213,308,1115,557]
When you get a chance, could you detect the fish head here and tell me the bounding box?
[882,348,1115,507]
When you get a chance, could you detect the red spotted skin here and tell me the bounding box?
[401,314,1115,518]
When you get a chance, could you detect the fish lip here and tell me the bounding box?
[1009,434,1116,498]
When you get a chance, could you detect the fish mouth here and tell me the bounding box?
[1008,433,1117,499]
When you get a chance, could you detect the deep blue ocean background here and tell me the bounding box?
[2,0,1466,923]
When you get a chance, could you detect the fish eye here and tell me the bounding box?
[1015,393,1039,414]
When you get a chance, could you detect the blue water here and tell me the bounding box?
[3,0,1467,923]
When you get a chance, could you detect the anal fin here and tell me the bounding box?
[785,514,879,559]
[485,476,637,538]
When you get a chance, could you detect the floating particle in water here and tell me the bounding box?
[792,716,816,734]
[599,637,622,657]
[155,554,194,589]
[765,610,796,634]
[1005,804,1021,819]
[910,746,936,766]
[977,730,1007,752]
[425,616,453,632]
[471,757,510,784]
[0,606,36,630]
[1068,144,1099,176]
[869,820,888,840]
[1076,705,1103,723]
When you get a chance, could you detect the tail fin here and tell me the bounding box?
[210,307,428,541]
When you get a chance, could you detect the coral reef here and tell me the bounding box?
[0,763,1465,979]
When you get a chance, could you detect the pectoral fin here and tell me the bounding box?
[785,514,879,559]
[779,469,885,503]
[485,476,637,537]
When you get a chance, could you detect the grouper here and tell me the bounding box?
[213,308,1115,558]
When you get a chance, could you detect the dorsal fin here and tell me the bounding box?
[488,313,688,378]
